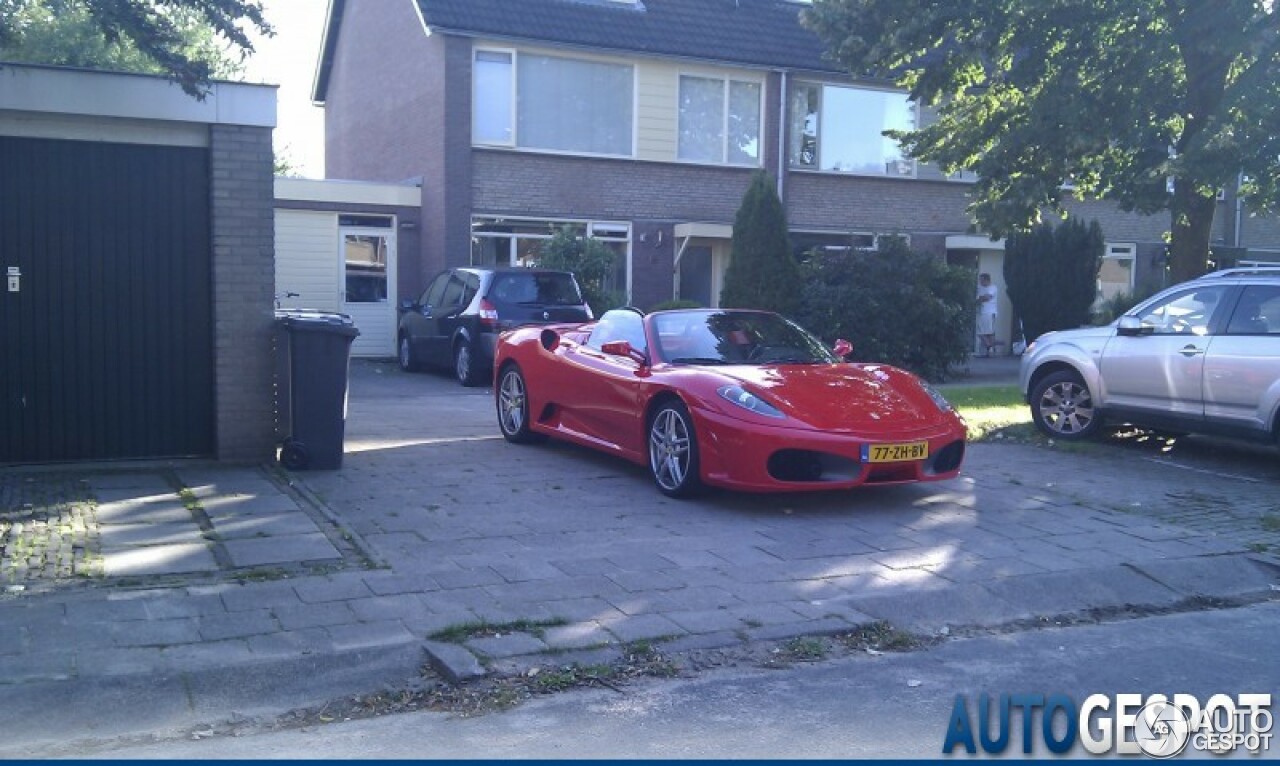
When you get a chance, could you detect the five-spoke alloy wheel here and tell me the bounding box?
[648,401,701,497]
[496,365,539,443]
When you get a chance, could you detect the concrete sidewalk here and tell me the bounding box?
[1,360,1277,754]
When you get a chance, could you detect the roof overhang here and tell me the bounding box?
[945,234,1005,251]
[674,222,733,240]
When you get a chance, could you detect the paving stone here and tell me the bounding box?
[110,618,202,647]
[220,581,307,612]
[0,652,75,682]
[161,639,256,670]
[550,557,617,577]
[423,640,486,682]
[665,608,746,634]
[142,594,229,619]
[541,623,615,650]
[402,610,484,639]
[74,646,167,678]
[208,512,320,540]
[246,628,334,658]
[348,594,431,624]
[1130,555,1279,598]
[198,609,279,641]
[361,572,431,596]
[850,582,1024,632]
[223,534,341,567]
[327,620,416,651]
[293,576,373,604]
[746,617,858,643]
[432,567,506,589]
[601,614,687,644]
[97,522,205,548]
[93,497,194,525]
[200,493,302,518]
[465,631,548,659]
[273,602,356,631]
[660,630,743,654]
[538,596,627,623]
[490,560,565,583]
[102,543,219,576]
[725,603,807,627]
[982,566,1181,620]
[82,473,173,492]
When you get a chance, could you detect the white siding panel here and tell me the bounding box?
[275,210,341,312]
[637,63,678,160]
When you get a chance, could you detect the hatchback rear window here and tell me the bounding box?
[488,272,584,306]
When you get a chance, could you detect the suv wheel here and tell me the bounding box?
[1030,370,1101,440]
[455,341,481,387]
[398,335,418,372]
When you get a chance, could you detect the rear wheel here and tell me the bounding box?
[1030,370,1101,440]
[455,341,482,387]
[398,335,418,372]
[648,401,701,498]
[496,365,540,443]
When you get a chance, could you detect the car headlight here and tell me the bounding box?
[920,382,954,412]
[717,385,786,419]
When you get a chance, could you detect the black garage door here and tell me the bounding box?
[0,136,214,462]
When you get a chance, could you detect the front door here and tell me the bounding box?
[679,246,713,307]
[341,224,396,357]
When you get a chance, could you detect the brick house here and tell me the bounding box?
[312,0,1280,350]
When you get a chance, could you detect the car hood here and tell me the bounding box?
[704,363,950,432]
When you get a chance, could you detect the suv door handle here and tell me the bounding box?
[1179,345,1204,357]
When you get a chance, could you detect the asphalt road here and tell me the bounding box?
[78,601,1280,759]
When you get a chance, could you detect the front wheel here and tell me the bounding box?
[455,341,482,387]
[648,401,702,498]
[1030,370,1101,440]
[398,335,418,372]
[496,365,541,443]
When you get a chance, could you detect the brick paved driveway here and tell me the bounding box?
[294,362,1278,655]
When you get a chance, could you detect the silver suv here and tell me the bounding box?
[1019,266,1280,446]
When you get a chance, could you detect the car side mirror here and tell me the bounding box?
[600,340,648,365]
[1116,316,1151,336]
[833,339,853,358]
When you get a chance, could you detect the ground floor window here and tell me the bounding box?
[471,216,630,297]
[341,215,394,303]
[790,230,904,261]
[1098,243,1136,302]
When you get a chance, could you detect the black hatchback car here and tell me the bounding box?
[397,267,592,386]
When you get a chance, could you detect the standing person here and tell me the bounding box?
[976,273,998,356]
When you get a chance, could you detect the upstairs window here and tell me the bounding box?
[789,83,915,176]
[678,75,762,166]
[474,48,634,157]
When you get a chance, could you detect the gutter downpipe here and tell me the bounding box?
[1234,171,1244,249]
[777,69,787,201]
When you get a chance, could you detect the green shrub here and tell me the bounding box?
[649,299,703,312]
[1091,289,1149,325]
[719,171,801,315]
[537,226,624,317]
[1003,219,1103,341]
[794,238,975,381]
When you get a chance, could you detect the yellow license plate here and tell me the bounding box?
[862,441,929,463]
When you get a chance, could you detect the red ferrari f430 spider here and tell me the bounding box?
[494,308,967,497]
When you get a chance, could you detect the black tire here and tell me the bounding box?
[279,439,309,470]
[455,341,482,387]
[647,400,702,498]
[398,335,418,372]
[496,364,541,443]
[1030,370,1101,440]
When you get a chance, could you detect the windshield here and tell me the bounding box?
[488,272,584,307]
[652,310,839,365]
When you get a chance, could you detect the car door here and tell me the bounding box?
[1203,284,1280,433]
[559,311,649,458]
[1099,285,1231,419]
[401,271,449,362]
[426,272,468,365]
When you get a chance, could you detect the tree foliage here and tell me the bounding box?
[804,0,1280,283]
[795,238,975,381]
[720,171,801,315]
[537,227,624,318]
[0,0,270,97]
[1003,218,1104,341]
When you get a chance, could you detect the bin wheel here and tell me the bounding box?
[280,440,310,470]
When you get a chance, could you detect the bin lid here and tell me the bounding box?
[275,309,361,337]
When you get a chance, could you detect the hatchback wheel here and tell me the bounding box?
[648,401,701,498]
[496,365,540,443]
[398,335,418,372]
[455,342,481,387]
[1030,370,1101,440]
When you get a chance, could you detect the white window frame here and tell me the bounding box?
[470,215,633,299]
[790,81,918,178]
[1098,242,1137,300]
[472,46,637,159]
[676,72,765,168]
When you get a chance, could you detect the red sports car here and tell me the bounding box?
[493,308,967,497]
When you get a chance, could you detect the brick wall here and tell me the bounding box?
[211,124,276,463]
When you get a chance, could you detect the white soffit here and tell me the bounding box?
[674,222,733,239]
[946,234,1005,251]
[0,64,275,128]
[275,177,422,207]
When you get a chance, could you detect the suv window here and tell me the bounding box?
[1226,285,1280,335]
[489,272,583,307]
[1134,286,1227,336]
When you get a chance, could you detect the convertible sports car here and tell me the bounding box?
[493,308,967,497]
